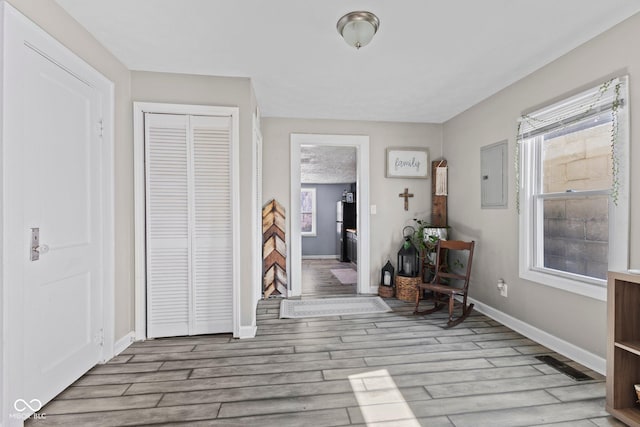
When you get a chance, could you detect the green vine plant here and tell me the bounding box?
[610,81,622,205]
[515,121,522,212]
[515,78,622,212]
[411,218,430,253]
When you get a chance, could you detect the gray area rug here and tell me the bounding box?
[280,296,392,319]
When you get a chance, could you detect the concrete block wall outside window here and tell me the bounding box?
[542,123,611,280]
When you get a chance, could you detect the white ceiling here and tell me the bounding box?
[55,0,640,123]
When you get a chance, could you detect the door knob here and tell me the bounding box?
[35,244,50,254]
[30,227,49,261]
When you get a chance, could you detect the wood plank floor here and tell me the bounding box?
[302,258,357,297]
[28,298,622,426]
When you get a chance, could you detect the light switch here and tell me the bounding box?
[370,205,377,215]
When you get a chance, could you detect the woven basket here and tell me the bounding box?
[395,276,421,302]
[378,285,394,298]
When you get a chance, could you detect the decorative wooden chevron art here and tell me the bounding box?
[262,199,287,298]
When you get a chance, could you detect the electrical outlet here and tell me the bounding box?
[500,283,508,297]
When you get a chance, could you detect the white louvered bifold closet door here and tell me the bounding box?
[190,115,233,335]
[145,113,233,338]
[145,114,190,338]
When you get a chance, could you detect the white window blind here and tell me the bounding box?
[518,78,624,140]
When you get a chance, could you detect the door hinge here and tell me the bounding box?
[94,328,104,347]
[97,119,104,137]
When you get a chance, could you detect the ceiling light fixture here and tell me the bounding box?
[337,11,380,50]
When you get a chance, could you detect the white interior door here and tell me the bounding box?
[4,10,105,412]
[145,113,233,338]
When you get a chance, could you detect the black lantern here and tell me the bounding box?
[398,226,419,277]
[381,260,395,287]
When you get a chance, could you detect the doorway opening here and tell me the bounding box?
[301,146,357,297]
[290,134,372,298]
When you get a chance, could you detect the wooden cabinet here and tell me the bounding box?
[346,230,357,265]
[607,271,640,426]
[351,234,357,264]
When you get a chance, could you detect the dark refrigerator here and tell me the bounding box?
[336,201,356,262]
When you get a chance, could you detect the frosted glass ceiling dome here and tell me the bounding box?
[337,11,380,49]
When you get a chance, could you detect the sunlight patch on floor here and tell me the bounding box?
[349,369,421,426]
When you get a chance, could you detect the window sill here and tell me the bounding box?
[519,268,606,301]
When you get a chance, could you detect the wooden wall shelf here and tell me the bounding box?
[607,271,640,426]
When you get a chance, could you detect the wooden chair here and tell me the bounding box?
[414,240,475,328]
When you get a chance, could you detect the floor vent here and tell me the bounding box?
[535,355,593,381]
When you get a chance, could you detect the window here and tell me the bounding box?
[518,77,629,300]
[300,188,316,236]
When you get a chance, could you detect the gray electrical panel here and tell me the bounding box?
[481,140,508,209]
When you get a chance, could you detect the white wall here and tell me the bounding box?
[262,118,443,287]
[443,12,640,358]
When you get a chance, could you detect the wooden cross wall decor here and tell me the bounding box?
[399,188,414,211]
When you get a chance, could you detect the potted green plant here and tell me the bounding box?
[411,219,448,280]
[412,219,448,252]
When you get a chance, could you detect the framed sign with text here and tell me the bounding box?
[385,147,429,178]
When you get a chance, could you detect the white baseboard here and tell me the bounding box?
[114,331,135,356]
[238,325,257,339]
[302,255,339,260]
[468,297,606,375]
[367,286,380,295]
